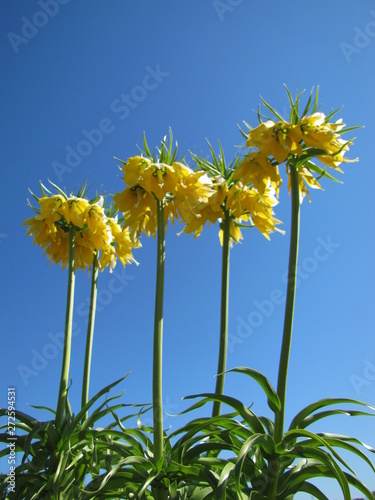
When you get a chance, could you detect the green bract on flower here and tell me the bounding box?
[22,181,140,272]
[236,86,360,202]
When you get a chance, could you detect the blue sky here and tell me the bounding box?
[1,1,375,497]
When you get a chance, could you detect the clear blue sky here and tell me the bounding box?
[1,1,375,497]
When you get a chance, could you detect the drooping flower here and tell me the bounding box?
[23,182,139,272]
[183,147,284,244]
[239,88,360,203]
[58,196,91,228]
[290,112,343,149]
[113,150,212,240]
[103,216,140,270]
[246,120,303,164]
[226,182,283,241]
[181,176,228,239]
[234,152,282,196]
[287,166,323,204]
[113,183,162,239]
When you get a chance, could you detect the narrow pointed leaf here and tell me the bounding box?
[289,398,375,430]
[227,366,281,413]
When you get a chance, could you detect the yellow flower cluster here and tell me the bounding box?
[23,194,139,271]
[182,175,283,243]
[245,120,303,164]
[236,111,357,202]
[113,156,212,239]
[296,113,354,170]
[234,152,282,196]
[226,181,283,241]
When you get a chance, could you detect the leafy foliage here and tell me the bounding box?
[179,373,375,499]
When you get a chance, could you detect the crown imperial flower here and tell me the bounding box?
[113,132,212,240]
[23,182,139,272]
[238,87,360,203]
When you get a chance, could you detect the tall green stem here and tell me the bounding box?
[56,225,76,427]
[153,200,165,466]
[212,211,231,417]
[81,253,99,421]
[267,164,300,498]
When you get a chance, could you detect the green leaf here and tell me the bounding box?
[283,85,298,124]
[260,95,284,122]
[182,393,266,434]
[278,460,331,498]
[238,123,249,140]
[297,408,375,429]
[226,366,281,413]
[287,447,351,499]
[325,105,344,122]
[289,397,375,430]
[296,481,330,500]
[343,472,375,500]
[305,161,342,183]
[301,87,314,118]
[337,125,364,135]
[312,85,320,113]
[0,409,39,429]
[27,404,56,415]
[39,181,53,196]
[189,486,214,500]
[283,429,356,474]
[45,179,68,199]
[234,433,275,491]
[317,432,375,472]
[76,373,130,426]
[142,131,152,157]
[217,461,236,493]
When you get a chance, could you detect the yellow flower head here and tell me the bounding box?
[105,218,141,270]
[293,112,341,149]
[122,155,150,186]
[23,182,139,272]
[44,227,69,269]
[119,155,184,202]
[85,202,112,252]
[226,182,283,241]
[180,184,225,238]
[36,195,65,227]
[114,149,213,239]
[172,162,213,201]
[246,120,303,164]
[59,197,90,229]
[243,88,360,204]
[113,185,158,239]
[234,152,282,196]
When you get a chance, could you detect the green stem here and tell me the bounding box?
[212,211,231,417]
[56,225,76,428]
[81,253,99,421]
[153,200,165,466]
[267,164,300,498]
